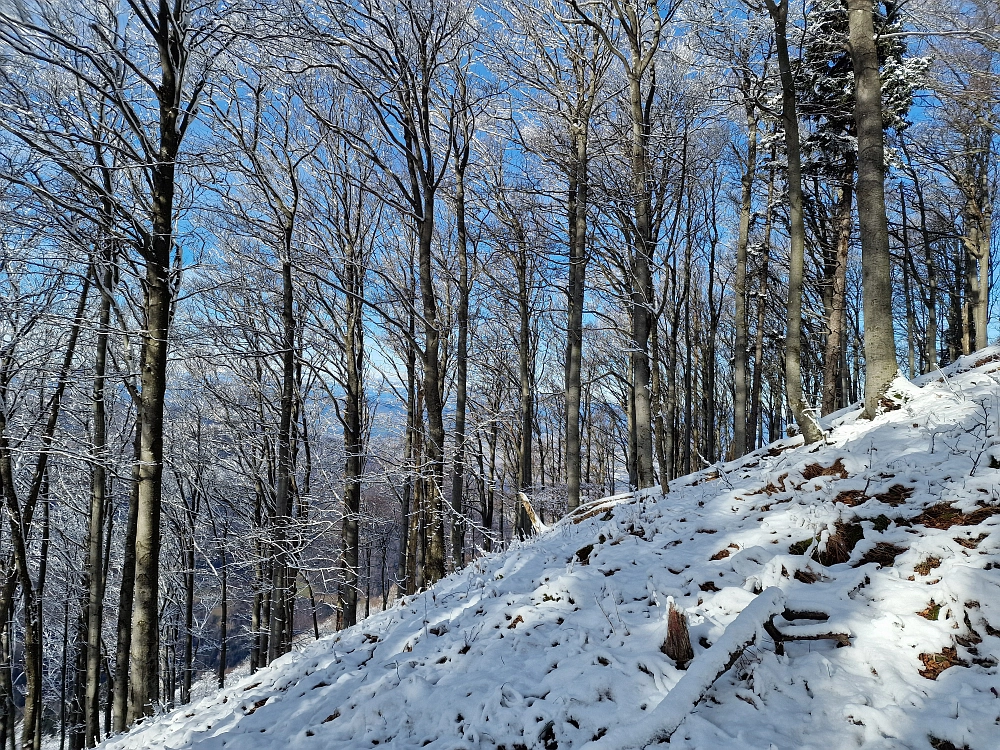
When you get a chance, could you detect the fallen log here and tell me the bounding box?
[765,618,851,655]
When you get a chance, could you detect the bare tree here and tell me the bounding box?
[847,0,898,417]
[761,0,823,443]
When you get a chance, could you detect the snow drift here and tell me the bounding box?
[102,350,1000,750]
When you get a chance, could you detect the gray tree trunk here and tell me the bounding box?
[765,0,824,444]
[733,109,758,458]
[847,0,898,417]
[113,420,141,731]
[822,154,855,415]
[565,128,588,511]
[450,117,471,567]
[340,244,365,627]
[85,236,115,746]
[517,235,535,539]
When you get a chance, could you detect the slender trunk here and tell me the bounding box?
[485,417,498,551]
[650,315,668,492]
[749,142,777,446]
[566,127,589,511]
[217,549,227,688]
[181,536,194,704]
[516,239,534,538]
[133,294,166,714]
[340,247,364,628]
[766,0,823,443]
[733,109,758,458]
[961,165,991,352]
[113,419,141,731]
[397,334,416,590]
[904,143,938,372]
[705,229,719,463]
[268,250,296,661]
[84,240,114,745]
[683,293,693,475]
[629,73,656,488]
[900,183,917,377]
[848,0,898,416]
[418,192,447,583]
[0,606,13,750]
[822,154,855,415]
[405,386,423,595]
[59,588,70,750]
[450,154,470,567]
[663,314,677,480]
[249,477,264,673]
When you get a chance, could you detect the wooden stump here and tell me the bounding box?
[662,599,695,669]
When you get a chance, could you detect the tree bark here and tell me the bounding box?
[516,236,535,539]
[765,0,824,444]
[418,189,448,583]
[733,109,758,457]
[450,124,471,567]
[566,119,590,510]
[340,242,364,628]
[822,153,855,415]
[85,236,115,746]
[847,0,898,417]
[129,2,192,714]
[113,420,141,731]
[129,240,172,720]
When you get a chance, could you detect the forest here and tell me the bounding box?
[0,0,996,748]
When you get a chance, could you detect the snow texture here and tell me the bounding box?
[587,587,785,749]
[101,349,1000,750]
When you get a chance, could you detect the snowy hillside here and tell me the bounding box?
[102,351,1000,750]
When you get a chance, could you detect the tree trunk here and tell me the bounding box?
[733,109,758,457]
[268,248,297,660]
[181,535,194,704]
[629,72,657,489]
[749,141,777,447]
[340,244,364,628]
[766,0,824,444]
[900,182,917,376]
[418,190,447,583]
[960,166,991,352]
[84,237,114,746]
[847,0,898,417]
[566,126,589,511]
[450,146,470,567]
[113,419,141,731]
[822,154,855,415]
[516,238,534,539]
[129,64,186,722]
[0,603,14,750]
[217,549,227,689]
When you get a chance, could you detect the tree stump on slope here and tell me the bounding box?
[662,599,695,669]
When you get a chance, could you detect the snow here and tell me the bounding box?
[101,349,1000,750]
[587,587,786,749]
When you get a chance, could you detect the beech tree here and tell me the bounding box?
[569,0,683,487]
[847,0,899,417]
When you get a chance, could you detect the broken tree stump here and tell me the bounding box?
[662,598,695,669]
[586,587,786,750]
[518,492,547,534]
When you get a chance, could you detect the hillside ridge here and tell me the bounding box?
[102,350,1000,750]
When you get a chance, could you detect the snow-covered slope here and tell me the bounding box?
[103,351,1000,750]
